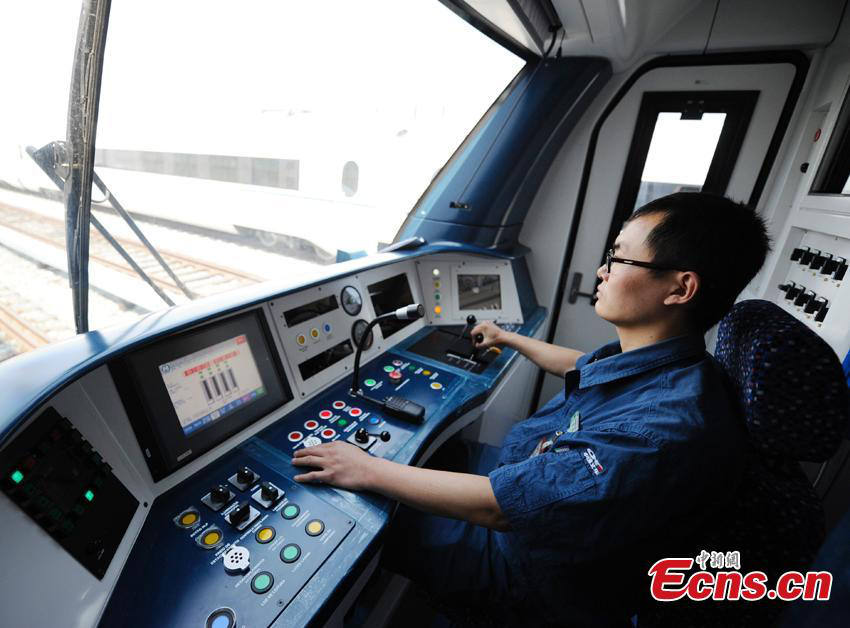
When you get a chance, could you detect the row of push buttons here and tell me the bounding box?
[288,404,364,443]
[295,324,333,346]
[383,362,443,390]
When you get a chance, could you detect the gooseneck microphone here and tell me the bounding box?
[350,303,427,424]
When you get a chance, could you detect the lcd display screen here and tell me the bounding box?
[458,274,501,310]
[368,273,415,338]
[159,335,267,436]
[283,295,339,327]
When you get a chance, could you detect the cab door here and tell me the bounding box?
[534,56,807,406]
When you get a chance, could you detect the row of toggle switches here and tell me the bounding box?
[778,282,830,322]
[790,246,847,280]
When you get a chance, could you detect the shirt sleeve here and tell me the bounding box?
[488,422,680,554]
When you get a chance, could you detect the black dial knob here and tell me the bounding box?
[355,428,369,444]
[230,501,251,526]
[260,481,279,501]
[236,466,255,485]
[379,431,391,442]
[466,314,477,326]
[210,484,230,504]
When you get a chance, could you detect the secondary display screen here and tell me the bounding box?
[458,274,501,310]
[368,273,415,338]
[159,335,266,436]
[283,295,339,327]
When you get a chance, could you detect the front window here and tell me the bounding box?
[0,0,524,362]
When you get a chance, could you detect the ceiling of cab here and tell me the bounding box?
[462,0,847,70]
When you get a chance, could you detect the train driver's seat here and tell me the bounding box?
[639,299,849,627]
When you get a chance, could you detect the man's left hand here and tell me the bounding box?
[292,441,374,491]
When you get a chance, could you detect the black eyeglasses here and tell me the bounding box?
[605,248,685,274]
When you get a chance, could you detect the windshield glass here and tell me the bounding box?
[0,0,524,363]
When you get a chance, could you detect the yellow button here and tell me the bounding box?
[422,370,431,376]
[296,334,306,345]
[180,512,198,526]
[434,281,441,289]
[310,328,319,338]
[256,526,276,544]
[202,530,222,546]
[434,306,442,314]
[305,519,325,536]
[430,382,443,390]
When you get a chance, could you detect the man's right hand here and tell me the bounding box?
[471,320,505,349]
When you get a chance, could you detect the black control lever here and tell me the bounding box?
[355,428,391,444]
[350,304,427,424]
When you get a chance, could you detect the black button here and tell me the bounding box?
[790,247,804,261]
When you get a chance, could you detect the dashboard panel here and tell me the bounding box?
[0,248,542,627]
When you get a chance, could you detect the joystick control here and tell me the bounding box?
[355,427,391,443]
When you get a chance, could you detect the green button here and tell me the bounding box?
[383,365,395,373]
[364,378,376,387]
[408,365,416,371]
[10,470,23,484]
[338,419,348,427]
[280,544,301,563]
[282,504,300,519]
[84,490,95,502]
[434,293,440,301]
[251,572,273,594]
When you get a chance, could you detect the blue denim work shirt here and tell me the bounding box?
[487,334,747,620]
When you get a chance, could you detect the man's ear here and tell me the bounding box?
[663,271,700,306]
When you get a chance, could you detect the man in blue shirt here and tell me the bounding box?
[292,193,771,625]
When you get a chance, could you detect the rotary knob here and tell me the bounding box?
[236,466,255,485]
[229,501,251,527]
[260,481,279,502]
[210,484,230,504]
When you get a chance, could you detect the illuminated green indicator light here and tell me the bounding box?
[338,419,348,427]
[383,365,395,373]
[84,490,95,502]
[11,470,24,484]
[364,378,376,387]
[409,365,416,371]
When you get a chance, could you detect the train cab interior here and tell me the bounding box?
[2,0,850,626]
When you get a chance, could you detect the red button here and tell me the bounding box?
[288,431,303,442]
[389,370,402,380]
[349,407,362,417]
[304,420,318,430]
[321,429,336,439]
[319,410,332,420]
[332,401,346,410]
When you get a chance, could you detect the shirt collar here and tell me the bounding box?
[575,334,706,389]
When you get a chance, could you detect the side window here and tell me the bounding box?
[341,161,359,197]
[604,91,758,256]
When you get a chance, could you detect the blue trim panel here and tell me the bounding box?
[0,244,533,445]
[398,57,611,248]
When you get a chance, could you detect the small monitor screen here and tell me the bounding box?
[368,273,415,338]
[458,274,501,310]
[283,295,339,327]
[159,335,267,436]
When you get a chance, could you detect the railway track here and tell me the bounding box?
[0,202,264,301]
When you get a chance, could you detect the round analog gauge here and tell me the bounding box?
[340,286,363,316]
[351,319,374,350]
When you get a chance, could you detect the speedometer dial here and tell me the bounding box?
[340,286,362,316]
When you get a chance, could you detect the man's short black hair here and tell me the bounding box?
[628,192,771,332]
